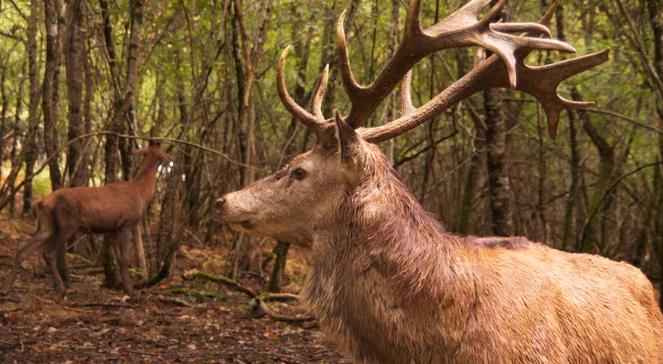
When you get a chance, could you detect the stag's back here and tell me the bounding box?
[463,239,663,363]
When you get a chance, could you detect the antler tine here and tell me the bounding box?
[334,0,574,130]
[277,45,328,130]
[358,0,609,143]
[401,70,417,117]
[312,65,330,119]
[490,23,551,38]
[416,0,574,87]
[336,10,362,102]
[539,0,561,27]
[515,49,611,139]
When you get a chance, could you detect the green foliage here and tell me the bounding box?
[32,169,52,197]
[0,0,662,275]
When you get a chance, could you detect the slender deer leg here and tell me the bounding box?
[43,229,74,297]
[1,229,53,294]
[57,237,70,286]
[110,228,134,295]
[43,241,71,290]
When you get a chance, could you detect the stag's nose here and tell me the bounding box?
[215,197,226,209]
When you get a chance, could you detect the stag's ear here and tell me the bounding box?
[334,110,360,164]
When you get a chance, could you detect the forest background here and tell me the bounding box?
[0,0,662,309]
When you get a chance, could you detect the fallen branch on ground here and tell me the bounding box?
[185,271,256,298]
[73,302,138,309]
[256,299,315,323]
[154,295,192,307]
[0,339,33,351]
[185,270,315,324]
[263,292,300,302]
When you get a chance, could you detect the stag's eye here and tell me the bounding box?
[290,167,306,180]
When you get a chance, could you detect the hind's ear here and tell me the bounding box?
[133,147,148,157]
[160,150,173,162]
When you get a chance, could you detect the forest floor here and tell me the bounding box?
[1,213,660,364]
[0,214,349,363]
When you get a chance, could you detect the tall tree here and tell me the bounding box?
[42,0,63,191]
[556,3,584,250]
[0,54,8,179]
[22,0,40,215]
[227,0,273,278]
[64,0,86,187]
[99,0,146,288]
[645,0,663,308]
[483,1,513,236]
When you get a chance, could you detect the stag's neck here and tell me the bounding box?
[309,163,472,302]
[131,155,160,201]
[305,163,477,357]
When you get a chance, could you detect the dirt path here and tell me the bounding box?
[0,224,348,363]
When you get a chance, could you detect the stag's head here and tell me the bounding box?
[217,0,609,247]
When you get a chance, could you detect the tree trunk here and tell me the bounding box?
[554,3,584,251]
[484,87,513,236]
[227,0,272,278]
[646,0,663,308]
[267,241,289,293]
[22,0,41,216]
[483,1,513,237]
[455,47,483,235]
[64,0,86,187]
[0,59,8,180]
[99,0,146,288]
[5,64,27,215]
[42,0,63,191]
[418,0,441,201]
[574,88,615,253]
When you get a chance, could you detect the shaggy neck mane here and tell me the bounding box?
[312,147,470,301]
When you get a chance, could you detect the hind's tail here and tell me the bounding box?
[31,199,55,236]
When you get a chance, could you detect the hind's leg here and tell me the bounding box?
[43,229,75,297]
[56,236,70,285]
[109,228,134,295]
[2,230,53,294]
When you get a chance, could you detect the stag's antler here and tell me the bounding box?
[277,0,609,143]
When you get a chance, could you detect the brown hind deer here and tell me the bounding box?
[217,0,663,362]
[2,141,170,297]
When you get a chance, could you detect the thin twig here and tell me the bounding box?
[125,350,161,357]
[74,302,138,309]
[186,271,257,298]
[154,295,192,307]
[580,161,663,249]
[585,108,663,134]
[263,292,300,302]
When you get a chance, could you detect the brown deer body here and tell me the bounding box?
[3,141,169,297]
[304,146,662,363]
[218,0,663,362]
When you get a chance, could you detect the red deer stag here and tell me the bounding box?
[218,0,663,362]
[2,141,170,297]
